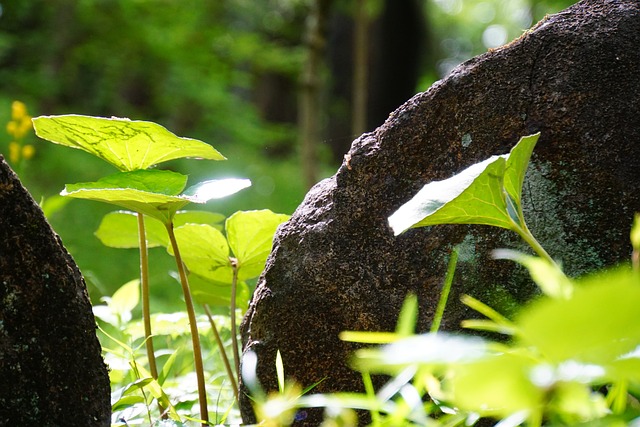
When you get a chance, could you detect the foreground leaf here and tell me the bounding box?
[388,155,510,235]
[517,268,640,371]
[32,114,225,171]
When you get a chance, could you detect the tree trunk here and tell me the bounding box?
[299,0,332,189]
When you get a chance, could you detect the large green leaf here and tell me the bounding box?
[188,273,250,309]
[62,171,250,224]
[516,268,640,371]
[62,170,191,223]
[388,155,511,235]
[170,224,233,282]
[444,352,543,418]
[226,210,290,280]
[95,210,224,249]
[32,114,225,171]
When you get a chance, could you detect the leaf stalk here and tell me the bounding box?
[166,221,209,426]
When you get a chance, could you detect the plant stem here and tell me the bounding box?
[204,304,239,405]
[137,213,166,418]
[229,259,241,380]
[165,222,209,426]
[512,220,556,267]
[431,247,458,333]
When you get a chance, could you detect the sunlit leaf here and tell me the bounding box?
[226,210,290,280]
[517,268,640,368]
[503,133,539,214]
[352,333,488,374]
[388,155,511,235]
[183,178,251,202]
[170,224,232,281]
[389,134,540,235]
[395,293,418,336]
[188,273,250,309]
[109,279,140,319]
[62,171,249,224]
[134,365,181,421]
[111,395,145,412]
[276,350,285,394]
[32,114,225,171]
[631,213,640,251]
[493,249,573,299]
[95,210,224,249]
[445,352,542,418]
[95,211,167,248]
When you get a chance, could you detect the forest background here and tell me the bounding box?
[0,0,575,310]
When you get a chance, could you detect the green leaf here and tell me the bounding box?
[276,350,285,394]
[183,178,252,202]
[32,114,225,171]
[95,210,224,249]
[395,294,418,336]
[353,333,488,374]
[95,211,167,248]
[494,249,573,299]
[226,210,290,280]
[108,279,140,318]
[112,395,145,412]
[75,169,188,195]
[187,273,250,309]
[503,133,539,210]
[63,171,249,224]
[62,169,190,222]
[516,268,640,370]
[170,224,232,281]
[631,213,640,251]
[388,155,511,235]
[444,352,543,418]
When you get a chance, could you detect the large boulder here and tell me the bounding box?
[0,156,110,426]
[240,0,640,424]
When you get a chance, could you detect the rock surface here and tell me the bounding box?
[240,0,640,424]
[0,156,110,426]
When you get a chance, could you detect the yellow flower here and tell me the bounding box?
[9,141,20,163]
[22,144,35,160]
[11,101,28,121]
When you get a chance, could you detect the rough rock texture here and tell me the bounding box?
[0,156,110,426]
[240,0,640,424]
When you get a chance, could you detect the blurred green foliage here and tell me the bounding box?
[0,0,577,303]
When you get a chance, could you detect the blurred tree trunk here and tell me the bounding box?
[299,0,332,189]
[352,0,370,137]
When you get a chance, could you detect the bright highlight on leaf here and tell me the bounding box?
[183,178,252,202]
[388,133,540,236]
[61,170,251,224]
[388,154,510,234]
[32,114,225,171]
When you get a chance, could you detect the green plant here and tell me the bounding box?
[245,134,640,426]
[32,115,288,426]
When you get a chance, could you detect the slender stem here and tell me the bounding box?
[511,219,556,267]
[136,213,166,418]
[165,222,209,426]
[229,259,241,380]
[361,372,380,425]
[430,248,458,333]
[203,304,239,405]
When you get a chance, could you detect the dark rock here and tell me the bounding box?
[240,0,640,424]
[0,156,110,426]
